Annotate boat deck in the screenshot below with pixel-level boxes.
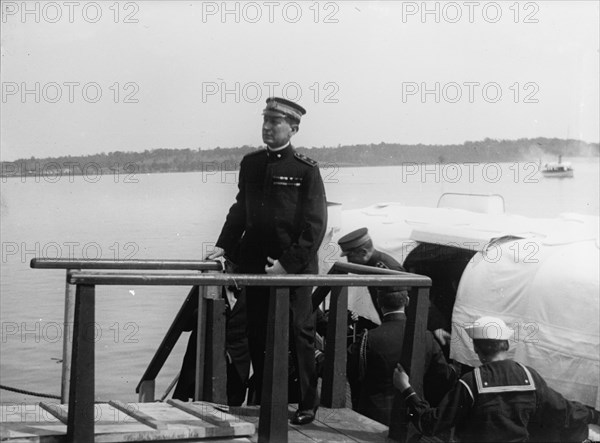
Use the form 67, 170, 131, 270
0, 401, 390, 442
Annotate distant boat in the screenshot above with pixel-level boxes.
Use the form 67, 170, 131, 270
541, 155, 574, 178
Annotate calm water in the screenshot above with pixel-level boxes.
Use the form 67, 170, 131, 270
1, 159, 598, 403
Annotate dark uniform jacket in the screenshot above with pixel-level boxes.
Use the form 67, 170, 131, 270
347, 312, 457, 426
216, 145, 327, 274
402, 359, 600, 442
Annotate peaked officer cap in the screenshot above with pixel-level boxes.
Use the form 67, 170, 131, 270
338, 227, 371, 256
263, 97, 306, 122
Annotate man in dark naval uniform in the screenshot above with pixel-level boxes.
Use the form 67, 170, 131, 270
347, 287, 457, 426
393, 316, 600, 442
206, 97, 327, 425
338, 227, 405, 329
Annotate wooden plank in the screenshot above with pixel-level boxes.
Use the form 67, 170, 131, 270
39, 402, 68, 424
1, 401, 257, 442
68, 272, 432, 288
322, 286, 349, 408
1, 404, 60, 423
315, 407, 389, 443
0, 422, 65, 440
258, 287, 290, 443
167, 399, 231, 427
108, 401, 167, 430
66, 283, 95, 443
31, 258, 222, 271
166, 400, 255, 437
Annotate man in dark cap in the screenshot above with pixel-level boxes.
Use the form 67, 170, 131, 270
207, 97, 327, 425
338, 227, 405, 329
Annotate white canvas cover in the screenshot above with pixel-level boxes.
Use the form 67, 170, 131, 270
320, 202, 600, 409
450, 237, 600, 410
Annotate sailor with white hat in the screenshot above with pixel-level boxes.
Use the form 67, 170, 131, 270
392, 316, 600, 442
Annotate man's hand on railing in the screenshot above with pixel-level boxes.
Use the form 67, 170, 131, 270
265, 257, 287, 275
205, 246, 225, 260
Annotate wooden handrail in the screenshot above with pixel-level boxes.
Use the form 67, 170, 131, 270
29, 258, 223, 404
67, 271, 431, 287
36, 263, 430, 443
31, 258, 223, 271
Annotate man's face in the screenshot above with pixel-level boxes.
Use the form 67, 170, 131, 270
262, 115, 297, 147
345, 247, 370, 265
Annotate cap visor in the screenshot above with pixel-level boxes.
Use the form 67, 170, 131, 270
262, 110, 287, 118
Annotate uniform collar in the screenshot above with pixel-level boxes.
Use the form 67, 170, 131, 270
382, 311, 406, 322
266, 143, 293, 161
366, 250, 382, 266
267, 141, 290, 151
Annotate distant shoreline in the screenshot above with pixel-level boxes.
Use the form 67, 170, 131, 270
1, 138, 598, 178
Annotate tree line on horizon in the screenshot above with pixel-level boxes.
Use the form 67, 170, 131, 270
1, 137, 598, 177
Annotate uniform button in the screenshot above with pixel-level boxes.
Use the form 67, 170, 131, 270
484, 382, 488, 386
525, 380, 529, 383
277, 154, 281, 158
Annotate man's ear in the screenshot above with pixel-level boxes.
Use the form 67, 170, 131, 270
290, 123, 299, 136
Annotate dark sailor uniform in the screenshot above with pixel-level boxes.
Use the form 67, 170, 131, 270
215, 144, 327, 411
401, 359, 599, 442
347, 312, 457, 426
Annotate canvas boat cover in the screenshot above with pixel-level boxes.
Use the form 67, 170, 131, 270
321, 202, 599, 409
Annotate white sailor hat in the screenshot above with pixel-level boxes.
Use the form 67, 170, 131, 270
465, 316, 514, 341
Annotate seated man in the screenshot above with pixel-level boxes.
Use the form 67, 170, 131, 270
347, 286, 457, 426
394, 316, 600, 442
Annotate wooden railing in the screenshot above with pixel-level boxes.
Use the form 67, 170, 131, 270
30, 258, 222, 404
31, 259, 431, 443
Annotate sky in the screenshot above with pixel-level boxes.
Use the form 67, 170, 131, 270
1, 0, 599, 161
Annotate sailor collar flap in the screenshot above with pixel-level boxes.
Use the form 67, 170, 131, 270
474, 362, 536, 394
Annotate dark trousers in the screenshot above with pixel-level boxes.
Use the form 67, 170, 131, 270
246, 285, 319, 411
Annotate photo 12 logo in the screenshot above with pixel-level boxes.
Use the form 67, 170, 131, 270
401, 82, 540, 104
201, 81, 340, 104
1, 161, 140, 184
1, 1, 140, 24
1, 82, 140, 104
1, 241, 140, 263
200, 1, 339, 24
400, 1, 540, 24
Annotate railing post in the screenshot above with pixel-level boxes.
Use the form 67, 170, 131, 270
258, 287, 289, 443
194, 285, 208, 401
204, 296, 227, 403
321, 286, 348, 408
66, 284, 95, 443
388, 286, 430, 442
61, 269, 76, 404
